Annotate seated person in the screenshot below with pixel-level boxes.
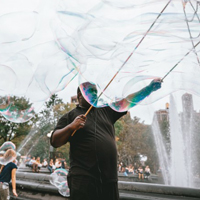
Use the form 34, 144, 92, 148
61, 159, 66, 169
137, 166, 144, 180
27, 157, 36, 168
55, 159, 62, 169
42, 159, 48, 168
25, 155, 31, 167
125, 165, 134, 175
32, 157, 42, 173
121, 166, 128, 176
144, 165, 151, 179
47, 159, 55, 173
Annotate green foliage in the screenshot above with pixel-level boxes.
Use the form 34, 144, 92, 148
53, 102, 76, 124
114, 120, 123, 141
115, 112, 159, 173
0, 96, 35, 144
56, 143, 70, 165
158, 117, 170, 156
29, 135, 50, 161
21, 94, 75, 163
45, 94, 63, 109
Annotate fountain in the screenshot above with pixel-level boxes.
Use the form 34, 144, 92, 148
152, 93, 199, 188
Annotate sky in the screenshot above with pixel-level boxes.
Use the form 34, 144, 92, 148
0, 0, 200, 124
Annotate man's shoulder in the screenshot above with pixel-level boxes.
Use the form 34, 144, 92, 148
57, 107, 80, 125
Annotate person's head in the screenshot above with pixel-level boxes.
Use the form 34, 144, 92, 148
4, 149, 17, 162
77, 82, 98, 108
121, 167, 125, 172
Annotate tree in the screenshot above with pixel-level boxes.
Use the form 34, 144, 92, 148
0, 96, 36, 146
158, 117, 170, 156
29, 94, 76, 164
115, 113, 159, 173
53, 102, 76, 164
143, 127, 159, 174
28, 135, 50, 161
116, 114, 147, 166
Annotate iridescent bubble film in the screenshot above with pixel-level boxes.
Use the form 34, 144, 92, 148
0, 0, 200, 119
50, 168, 69, 197
0, 148, 17, 165
0, 141, 16, 151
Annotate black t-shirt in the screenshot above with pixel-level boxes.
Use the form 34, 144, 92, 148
52, 105, 126, 182
0, 162, 17, 183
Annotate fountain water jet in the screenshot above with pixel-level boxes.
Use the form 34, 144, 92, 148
152, 93, 197, 187
169, 95, 188, 187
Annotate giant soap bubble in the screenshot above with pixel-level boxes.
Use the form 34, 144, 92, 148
0, 0, 200, 121
0, 144, 17, 165
0, 0, 80, 122
0, 141, 16, 151
50, 168, 70, 197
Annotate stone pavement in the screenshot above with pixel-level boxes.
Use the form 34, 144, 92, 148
10, 167, 200, 200
10, 189, 200, 200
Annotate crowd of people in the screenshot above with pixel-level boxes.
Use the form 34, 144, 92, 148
0, 141, 154, 200
118, 163, 151, 179
47, 158, 68, 173
0, 141, 71, 199
25, 155, 68, 173
25, 155, 47, 172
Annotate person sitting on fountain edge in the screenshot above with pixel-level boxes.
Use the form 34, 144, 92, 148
50, 78, 162, 200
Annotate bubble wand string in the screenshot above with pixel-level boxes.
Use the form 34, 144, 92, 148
161, 40, 200, 81
71, 0, 171, 136
187, 0, 200, 24
182, 1, 200, 65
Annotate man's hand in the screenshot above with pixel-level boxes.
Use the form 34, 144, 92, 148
149, 78, 162, 92
71, 114, 87, 131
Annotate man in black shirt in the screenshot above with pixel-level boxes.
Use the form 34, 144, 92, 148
51, 79, 161, 200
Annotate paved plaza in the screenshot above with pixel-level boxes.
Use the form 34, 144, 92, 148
9, 167, 200, 200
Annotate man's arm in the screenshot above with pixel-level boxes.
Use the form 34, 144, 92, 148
51, 114, 86, 148
111, 78, 162, 111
